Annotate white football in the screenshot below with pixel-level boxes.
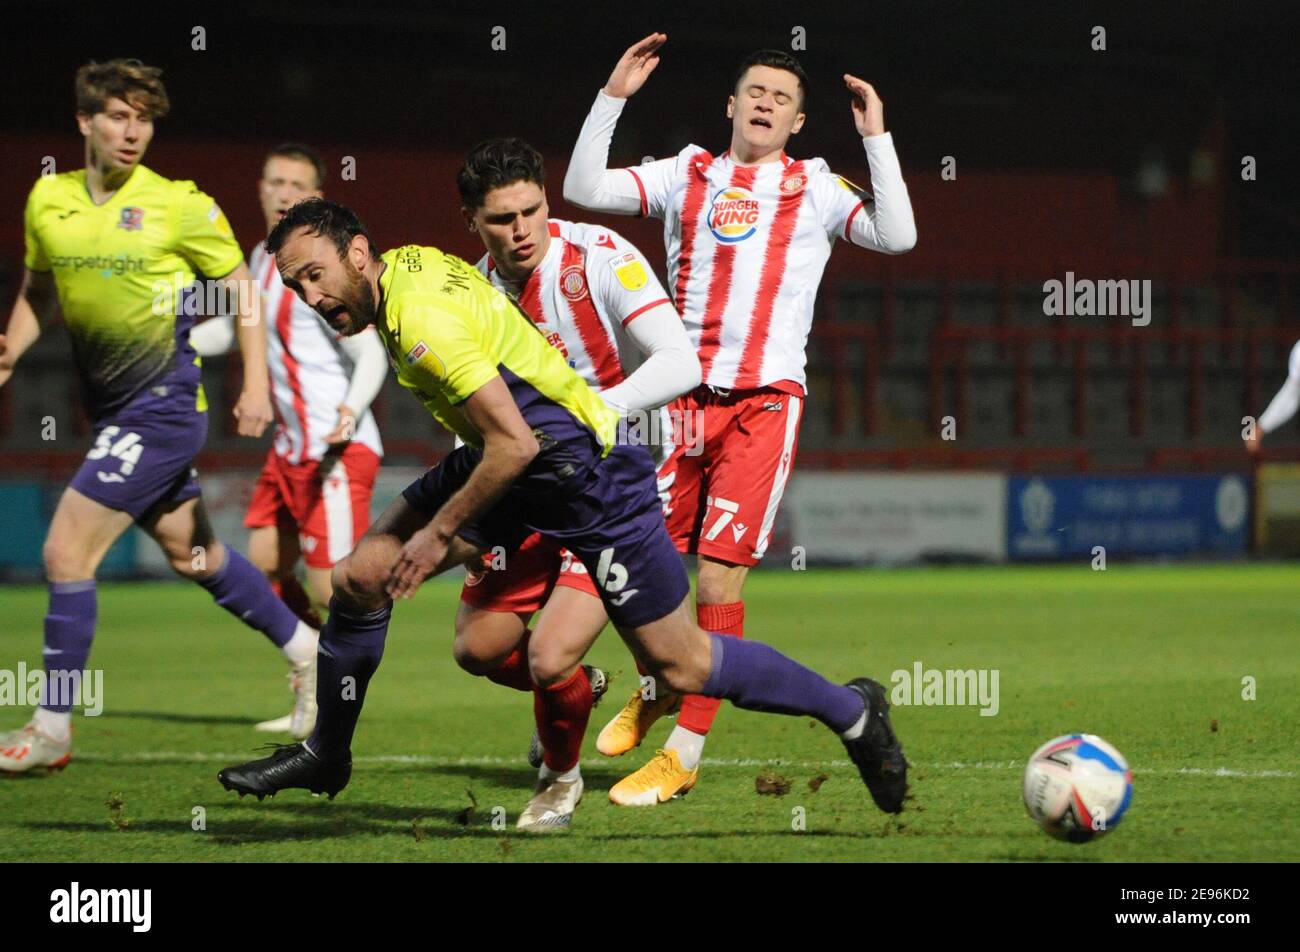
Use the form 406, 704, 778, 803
1023, 733, 1133, 843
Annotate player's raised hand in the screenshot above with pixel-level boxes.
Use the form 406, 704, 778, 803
386, 524, 449, 600
604, 33, 667, 99
845, 74, 886, 138
234, 386, 273, 437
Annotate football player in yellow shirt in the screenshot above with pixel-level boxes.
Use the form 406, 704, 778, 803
0, 59, 320, 774
218, 198, 909, 820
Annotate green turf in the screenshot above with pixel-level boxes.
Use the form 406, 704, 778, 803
1, 564, 1297, 862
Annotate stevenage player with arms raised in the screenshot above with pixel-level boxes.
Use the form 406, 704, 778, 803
451, 138, 699, 828
564, 35, 917, 803
192, 143, 388, 737
215, 199, 907, 818
0, 60, 320, 772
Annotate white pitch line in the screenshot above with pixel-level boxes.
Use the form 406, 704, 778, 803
63, 751, 1297, 779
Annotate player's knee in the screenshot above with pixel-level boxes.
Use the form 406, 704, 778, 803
330, 554, 386, 609
527, 645, 572, 687
451, 631, 497, 676
43, 536, 91, 580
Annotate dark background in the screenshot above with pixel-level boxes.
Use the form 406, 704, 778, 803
3, 0, 1297, 255
2, 0, 1299, 471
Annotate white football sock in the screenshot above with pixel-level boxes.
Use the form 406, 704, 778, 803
539, 763, 581, 784
665, 724, 706, 770
283, 621, 319, 666
34, 706, 71, 741
839, 706, 868, 741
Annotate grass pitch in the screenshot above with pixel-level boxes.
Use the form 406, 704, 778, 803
1, 564, 1296, 862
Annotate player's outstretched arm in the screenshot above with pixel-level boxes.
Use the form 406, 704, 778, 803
324, 328, 388, 447
386, 375, 538, 599
226, 262, 274, 436
0, 269, 58, 390
840, 75, 917, 254
563, 33, 667, 215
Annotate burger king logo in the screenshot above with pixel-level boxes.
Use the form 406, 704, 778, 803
560, 264, 588, 301
708, 186, 760, 243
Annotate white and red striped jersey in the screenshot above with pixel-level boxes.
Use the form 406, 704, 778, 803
625, 147, 888, 393
476, 219, 672, 393
249, 245, 384, 464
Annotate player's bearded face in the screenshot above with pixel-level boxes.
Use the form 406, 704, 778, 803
729, 66, 805, 155
78, 96, 154, 174
279, 231, 377, 336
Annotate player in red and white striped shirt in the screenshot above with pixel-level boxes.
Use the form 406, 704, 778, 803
192, 144, 387, 737
451, 138, 699, 828
564, 37, 916, 802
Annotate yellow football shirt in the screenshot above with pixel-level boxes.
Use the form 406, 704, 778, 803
377, 245, 618, 455
23, 164, 243, 415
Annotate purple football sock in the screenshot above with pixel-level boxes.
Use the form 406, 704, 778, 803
197, 545, 300, 648
307, 596, 390, 762
40, 580, 97, 713
700, 633, 866, 733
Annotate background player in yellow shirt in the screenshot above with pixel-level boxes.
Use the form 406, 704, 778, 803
0, 59, 320, 773
217, 198, 908, 820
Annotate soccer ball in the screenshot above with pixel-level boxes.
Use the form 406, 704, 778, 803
1023, 733, 1133, 843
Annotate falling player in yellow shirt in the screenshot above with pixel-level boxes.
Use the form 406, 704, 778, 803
218, 198, 908, 821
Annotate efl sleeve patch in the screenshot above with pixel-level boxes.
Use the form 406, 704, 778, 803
405, 339, 448, 380
610, 252, 648, 291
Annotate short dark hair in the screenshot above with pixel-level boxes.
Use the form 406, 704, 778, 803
265, 142, 327, 190
75, 58, 170, 119
265, 197, 379, 261
734, 49, 809, 108
457, 138, 545, 211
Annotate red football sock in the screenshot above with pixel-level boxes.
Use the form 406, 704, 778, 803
536, 665, 593, 772
678, 601, 745, 736
272, 576, 322, 629
485, 629, 534, 692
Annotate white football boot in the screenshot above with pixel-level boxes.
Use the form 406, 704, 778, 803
516, 773, 583, 832
254, 655, 317, 740
0, 721, 72, 774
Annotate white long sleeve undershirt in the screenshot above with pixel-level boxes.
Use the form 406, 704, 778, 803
336, 329, 387, 419
599, 301, 701, 415
189, 313, 236, 357
1259, 378, 1300, 434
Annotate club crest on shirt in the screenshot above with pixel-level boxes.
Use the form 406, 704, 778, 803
781, 172, 808, 194
609, 252, 648, 291
560, 264, 589, 302
117, 206, 145, 231
708, 186, 760, 243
